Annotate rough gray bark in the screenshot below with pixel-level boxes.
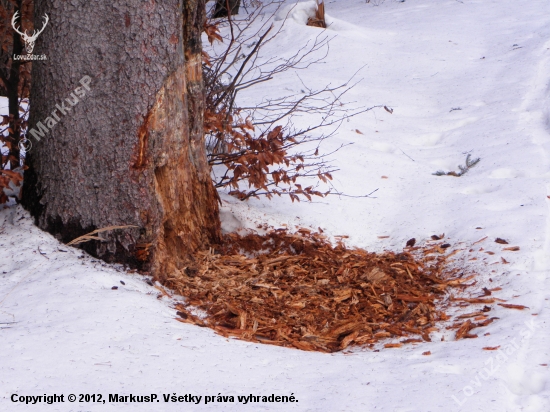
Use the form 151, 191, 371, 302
22, 0, 220, 280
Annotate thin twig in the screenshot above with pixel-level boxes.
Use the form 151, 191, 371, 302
67, 225, 139, 246
399, 148, 415, 162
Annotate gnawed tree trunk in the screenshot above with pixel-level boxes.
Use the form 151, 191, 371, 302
22, 0, 220, 280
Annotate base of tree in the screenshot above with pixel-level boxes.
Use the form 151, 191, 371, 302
21, 0, 220, 282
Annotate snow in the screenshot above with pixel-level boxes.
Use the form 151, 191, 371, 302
2, 0, 550, 410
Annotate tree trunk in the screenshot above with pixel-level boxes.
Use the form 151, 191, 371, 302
5, 0, 23, 169
212, 0, 240, 18
22, 0, 220, 281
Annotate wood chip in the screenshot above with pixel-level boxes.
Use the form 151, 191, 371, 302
340, 331, 360, 349
473, 236, 488, 245
498, 303, 528, 310
455, 320, 475, 340
452, 297, 495, 304
456, 311, 484, 319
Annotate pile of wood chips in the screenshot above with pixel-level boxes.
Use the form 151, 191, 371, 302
168, 229, 484, 353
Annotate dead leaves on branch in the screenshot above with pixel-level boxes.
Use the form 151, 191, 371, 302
0, 166, 26, 203
206, 110, 335, 202
203, 21, 223, 45
201, 4, 374, 202
1, 110, 30, 203
167, 229, 486, 353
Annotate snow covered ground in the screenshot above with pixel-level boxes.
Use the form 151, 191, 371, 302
1, 0, 550, 410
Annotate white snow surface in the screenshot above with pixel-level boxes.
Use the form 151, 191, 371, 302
2, 0, 550, 410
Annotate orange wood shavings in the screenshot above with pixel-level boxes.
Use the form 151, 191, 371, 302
164, 230, 488, 352
455, 320, 478, 340
498, 303, 529, 310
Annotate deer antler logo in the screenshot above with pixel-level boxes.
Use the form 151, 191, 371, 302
11, 11, 49, 54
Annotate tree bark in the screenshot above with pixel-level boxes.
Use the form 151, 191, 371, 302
22, 0, 220, 280
5, 0, 23, 169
